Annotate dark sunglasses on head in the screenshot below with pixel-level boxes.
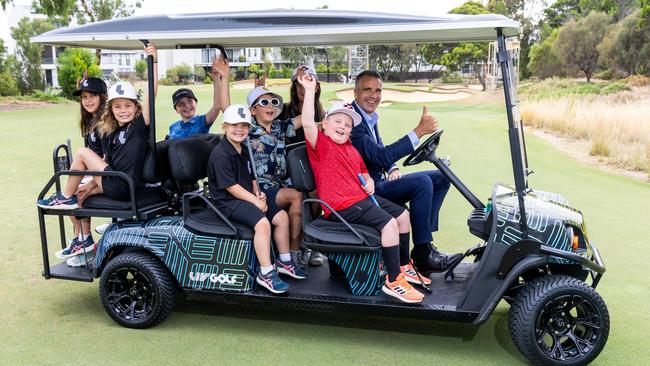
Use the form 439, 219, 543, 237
254, 98, 281, 108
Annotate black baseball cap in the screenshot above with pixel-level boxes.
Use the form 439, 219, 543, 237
73, 77, 107, 96
172, 88, 198, 108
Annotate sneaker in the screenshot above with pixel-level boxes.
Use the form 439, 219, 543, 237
256, 269, 289, 294
66, 253, 94, 268
276, 258, 307, 279
401, 263, 432, 286
299, 246, 312, 268
37, 192, 78, 210
290, 250, 304, 269
95, 221, 112, 234
55, 235, 95, 259
382, 273, 425, 303
309, 251, 325, 266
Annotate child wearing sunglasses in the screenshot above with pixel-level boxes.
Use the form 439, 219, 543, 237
242, 87, 306, 266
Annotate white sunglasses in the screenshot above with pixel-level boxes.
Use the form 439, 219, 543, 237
254, 98, 281, 108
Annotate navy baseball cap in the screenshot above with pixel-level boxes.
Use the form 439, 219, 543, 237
172, 88, 198, 108
73, 77, 107, 96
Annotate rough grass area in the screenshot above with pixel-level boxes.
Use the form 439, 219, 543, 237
520, 84, 650, 176
1, 83, 649, 365
519, 78, 630, 100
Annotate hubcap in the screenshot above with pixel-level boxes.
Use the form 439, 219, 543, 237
105, 267, 155, 322
536, 294, 603, 361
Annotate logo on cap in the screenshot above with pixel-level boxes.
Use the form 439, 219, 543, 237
116, 84, 125, 95
82, 80, 88, 87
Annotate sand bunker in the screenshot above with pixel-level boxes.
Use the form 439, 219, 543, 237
335, 88, 471, 103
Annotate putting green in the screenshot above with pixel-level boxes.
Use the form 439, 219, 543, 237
1, 83, 648, 365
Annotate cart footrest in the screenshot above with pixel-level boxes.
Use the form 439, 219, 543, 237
45, 261, 94, 282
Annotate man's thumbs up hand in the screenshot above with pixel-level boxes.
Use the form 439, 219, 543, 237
414, 104, 438, 138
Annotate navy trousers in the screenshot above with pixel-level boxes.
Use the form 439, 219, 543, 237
375, 170, 450, 245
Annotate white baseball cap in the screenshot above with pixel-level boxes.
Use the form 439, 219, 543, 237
246, 86, 283, 119
223, 104, 253, 125
107, 81, 138, 102
325, 102, 362, 127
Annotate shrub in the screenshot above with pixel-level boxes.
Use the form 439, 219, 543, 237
31, 89, 65, 103
0, 71, 19, 96
315, 64, 328, 73
627, 75, 650, 87
442, 72, 463, 83
56, 48, 102, 99
165, 63, 193, 84
134, 59, 147, 80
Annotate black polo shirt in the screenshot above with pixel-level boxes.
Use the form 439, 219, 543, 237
104, 115, 149, 188
84, 117, 108, 157
207, 138, 255, 215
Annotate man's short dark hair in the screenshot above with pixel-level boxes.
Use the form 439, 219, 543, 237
355, 70, 383, 88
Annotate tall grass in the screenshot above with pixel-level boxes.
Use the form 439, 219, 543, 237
520, 93, 650, 175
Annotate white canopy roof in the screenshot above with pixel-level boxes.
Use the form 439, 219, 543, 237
31, 9, 520, 49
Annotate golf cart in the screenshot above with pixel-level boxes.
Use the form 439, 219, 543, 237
33, 10, 608, 365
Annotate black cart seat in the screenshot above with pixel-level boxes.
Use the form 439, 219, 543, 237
165, 134, 252, 240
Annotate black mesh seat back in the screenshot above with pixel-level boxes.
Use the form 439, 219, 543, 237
168, 134, 222, 185
142, 140, 172, 183
286, 145, 315, 192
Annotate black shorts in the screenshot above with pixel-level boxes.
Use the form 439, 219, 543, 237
329, 196, 406, 231
101, 166, 130, 201
226, 199, 283, 229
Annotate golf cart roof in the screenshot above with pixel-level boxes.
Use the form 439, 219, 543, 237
31, 9, 520, 49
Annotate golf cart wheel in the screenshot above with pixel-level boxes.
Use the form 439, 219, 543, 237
509, 275, 609, 366
99, 252, 178, 329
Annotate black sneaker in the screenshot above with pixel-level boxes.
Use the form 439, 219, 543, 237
411, 244, 463, 273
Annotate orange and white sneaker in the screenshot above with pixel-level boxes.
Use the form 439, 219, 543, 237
382, 273, 425, 303
401, 263, 432, 286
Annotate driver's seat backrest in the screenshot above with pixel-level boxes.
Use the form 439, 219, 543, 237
168, 134, 223, 185
286, 145, 315, 192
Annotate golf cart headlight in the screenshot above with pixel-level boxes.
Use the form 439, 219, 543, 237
566, 225, 585, 253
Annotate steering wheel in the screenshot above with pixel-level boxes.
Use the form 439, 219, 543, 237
403, 129, 444, 167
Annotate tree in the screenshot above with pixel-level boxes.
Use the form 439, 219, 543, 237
32, 0, 142, 64
1, 0, 12, 10
369, 44, 416, 81
640, 0, 650, 26
528, 29, 566, 79
134, 59, 147, 80
598, 10, 650, 75
316, 45, 347, 82
280, 46, 316, 66
57, 48, 102, 98
0, 39, 19, 96
554, 12, 611, 82
10, 17, 55, 94
421, 43, 446, 81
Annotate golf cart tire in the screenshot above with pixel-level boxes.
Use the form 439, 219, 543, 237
509, 275, 609, 366
99, 252, 178, 329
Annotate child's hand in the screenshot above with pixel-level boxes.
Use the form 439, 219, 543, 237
143, 42, 157, 62
255, 192, 268, 212
362, 176, 375, 196
211, 57, 230, 80
298, 74, 316, 91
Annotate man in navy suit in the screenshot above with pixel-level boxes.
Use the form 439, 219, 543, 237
351, 70, 461, 273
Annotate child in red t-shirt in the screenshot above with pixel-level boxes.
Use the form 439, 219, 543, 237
298, 74, 426, 303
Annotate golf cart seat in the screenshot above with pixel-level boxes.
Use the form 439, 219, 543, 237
69, 141, 171, 219
287, 145, 384, 296
168, 134, 253, 240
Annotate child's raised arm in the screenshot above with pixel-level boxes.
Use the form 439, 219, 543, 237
298, 74, 318, 149
142, 42, 158, 126
206, 57, 231, 124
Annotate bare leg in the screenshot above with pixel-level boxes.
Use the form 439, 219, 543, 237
381, 218, 399, 248
275, 188, 302, 251
253, 218, 272, 268
70, 217, 81, 238
63, 148, 108, 198
80, 218, 92, 236
396, 210, 410, 234
271, 210, 290, 255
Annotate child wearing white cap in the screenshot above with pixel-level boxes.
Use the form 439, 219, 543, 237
239, 86, 308, 268
206, 105, 306, 294
37, 43, 158, 210
298, 74, 425, 304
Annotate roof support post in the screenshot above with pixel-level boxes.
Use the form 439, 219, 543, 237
140, 39, 157, 155
496, 28, 528, 238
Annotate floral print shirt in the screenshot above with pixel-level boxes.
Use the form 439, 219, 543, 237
249, 117, 296, 190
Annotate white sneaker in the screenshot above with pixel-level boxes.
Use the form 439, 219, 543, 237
309, 251, 325, 266
95, 221, 111, 234
66, 253, 94, 268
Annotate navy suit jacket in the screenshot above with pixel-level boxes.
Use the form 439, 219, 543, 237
351, 101, 415, 183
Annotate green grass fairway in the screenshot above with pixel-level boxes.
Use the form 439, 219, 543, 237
1, 83, 649, 365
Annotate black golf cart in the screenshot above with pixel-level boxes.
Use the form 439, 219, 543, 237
33, 10, 608, 365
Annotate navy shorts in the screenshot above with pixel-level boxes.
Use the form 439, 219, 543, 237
226, 198, 283, 229
329, 196, 406, 231
101, 166, 131, 201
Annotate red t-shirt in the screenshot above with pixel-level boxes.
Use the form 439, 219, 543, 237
307, 130, 369, 217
